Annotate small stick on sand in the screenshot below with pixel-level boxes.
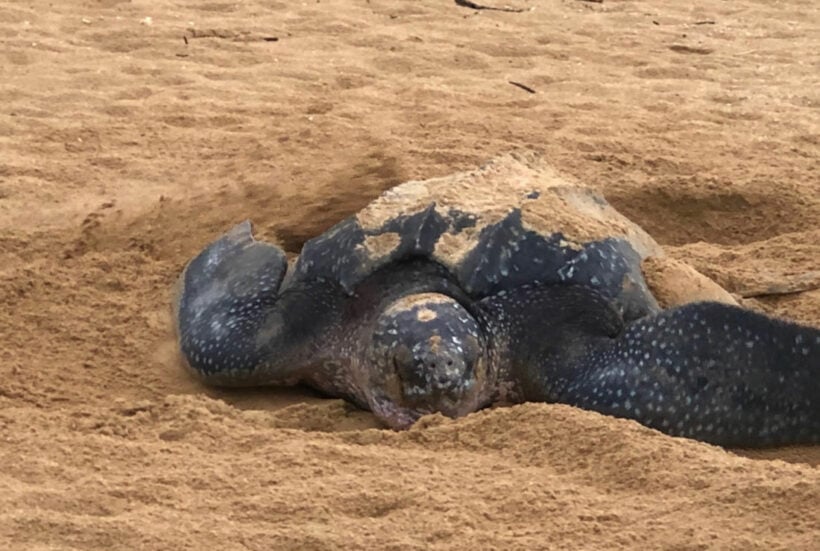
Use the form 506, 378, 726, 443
508, 81, 536, 94
454, 0, 526, 13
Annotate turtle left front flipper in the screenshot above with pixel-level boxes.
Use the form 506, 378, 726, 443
481, 285, 819, 448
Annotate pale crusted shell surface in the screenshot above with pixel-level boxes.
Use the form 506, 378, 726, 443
291, 151, 710, 320
356, 150, 662, 265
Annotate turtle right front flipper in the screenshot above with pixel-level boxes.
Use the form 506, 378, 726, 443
173, 221, 340, 387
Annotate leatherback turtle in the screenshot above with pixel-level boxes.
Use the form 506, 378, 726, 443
172, 152, 819, 447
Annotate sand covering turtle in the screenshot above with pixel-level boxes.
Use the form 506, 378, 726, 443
172, 152, 819, 447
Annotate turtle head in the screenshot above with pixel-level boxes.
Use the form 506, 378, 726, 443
365, 293, 489, 429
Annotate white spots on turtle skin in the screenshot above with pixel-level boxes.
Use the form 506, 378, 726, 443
560, 301, 820, 446
208, 319, 226, 342
787, 333, 813, 356
554, 238, 656, 322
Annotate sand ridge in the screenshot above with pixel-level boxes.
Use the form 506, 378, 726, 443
1, 0, 819, 549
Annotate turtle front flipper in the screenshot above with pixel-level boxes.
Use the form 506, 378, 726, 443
558, 302, 819, 447
173, 221, 339, 387
478, 284, 626, 404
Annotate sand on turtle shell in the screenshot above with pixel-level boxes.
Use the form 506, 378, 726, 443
356, 150, 664, 268
1, 0, 819, 549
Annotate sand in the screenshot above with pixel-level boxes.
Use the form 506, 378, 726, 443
1, 0, 819, 549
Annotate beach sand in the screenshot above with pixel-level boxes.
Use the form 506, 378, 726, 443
1, 0, 818, 548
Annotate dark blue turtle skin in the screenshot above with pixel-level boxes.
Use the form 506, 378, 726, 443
174, 203, 819, 448
478, 284, 818, 447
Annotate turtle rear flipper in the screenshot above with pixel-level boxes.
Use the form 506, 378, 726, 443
173, 221, 320, 386
560, 302, 820, 447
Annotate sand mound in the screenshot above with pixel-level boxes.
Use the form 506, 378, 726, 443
3, 397, 819, 549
